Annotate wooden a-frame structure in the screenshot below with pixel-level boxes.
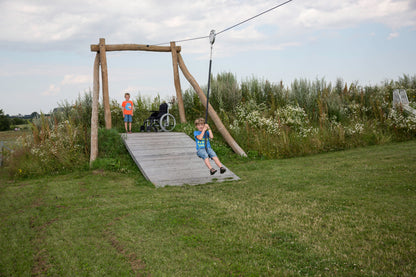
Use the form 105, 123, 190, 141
90, 38, 246, 163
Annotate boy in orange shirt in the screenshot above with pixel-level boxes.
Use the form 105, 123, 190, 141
122, 93, 134, 133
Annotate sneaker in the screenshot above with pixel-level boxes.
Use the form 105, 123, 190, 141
210, 168, 217, 175
220, 167, 226, 174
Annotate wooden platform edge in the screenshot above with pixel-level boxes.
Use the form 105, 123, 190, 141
122, 134, 152, 182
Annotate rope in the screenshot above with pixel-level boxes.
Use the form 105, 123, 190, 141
204, 31, 215, 150
152, 0, 293, 46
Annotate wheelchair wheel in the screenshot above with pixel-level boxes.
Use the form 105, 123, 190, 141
159, 113, 176, 132
143, 120, 158, 132
146, 125, 158, 132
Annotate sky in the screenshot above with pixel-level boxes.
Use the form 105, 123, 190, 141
0, 0, 415, 116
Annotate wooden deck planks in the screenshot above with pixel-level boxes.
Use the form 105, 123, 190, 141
122, 132, 240, 187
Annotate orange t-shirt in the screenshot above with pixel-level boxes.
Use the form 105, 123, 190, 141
122, 100, 134, 115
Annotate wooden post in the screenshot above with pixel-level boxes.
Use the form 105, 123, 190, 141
99, 38, 112, 129
170, 42, 186, 123
90, 53, 100, 164
177, 53, 247, 157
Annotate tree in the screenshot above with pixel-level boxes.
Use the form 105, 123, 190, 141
11, 117, 26, 125
0, 109, 11, 131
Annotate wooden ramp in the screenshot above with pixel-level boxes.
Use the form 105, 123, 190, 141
122, 132, 240, 187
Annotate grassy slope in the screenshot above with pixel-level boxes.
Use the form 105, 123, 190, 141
1, 141, 415, 276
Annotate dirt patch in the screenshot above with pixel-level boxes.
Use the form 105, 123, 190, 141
30, 198, 44, 208
92, 169, 105, 175
30, 218, 56, 276
31, 248, 51, 277
19, 183, 31, 187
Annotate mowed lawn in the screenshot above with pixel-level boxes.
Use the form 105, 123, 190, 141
1, 140, 415, 276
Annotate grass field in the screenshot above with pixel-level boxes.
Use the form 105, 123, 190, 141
0, 129, 30, 142
1, 140, 415, 276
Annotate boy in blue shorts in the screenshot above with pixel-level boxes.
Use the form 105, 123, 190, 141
194, 117, 226, 175
122, 93, 134, 133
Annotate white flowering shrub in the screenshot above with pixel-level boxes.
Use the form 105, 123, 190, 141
345, 101, 371, 120
230, 101, 316, 138
344, 123, 365, 136
274, 105, 318, 137
6, 118, 88, 178
230, 101, 278, 135
387, 108, 416, 133
32, 120, 86, 166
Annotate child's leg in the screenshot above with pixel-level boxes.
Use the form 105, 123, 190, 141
208, 148, 226, 173
203, 158, 212, 169
124, 121, 128, 132
212, 156, 223, 168
129, 122, 132, 132
197, 149, 217, 174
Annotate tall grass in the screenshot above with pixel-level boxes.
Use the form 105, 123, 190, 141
5, 93, 94, 178
3, 91, 179, 177
3, 74, 416, 177
6, 114, 89, 178
181, 73, 416, 158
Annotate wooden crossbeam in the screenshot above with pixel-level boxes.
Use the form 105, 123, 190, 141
91, 44, 181, 52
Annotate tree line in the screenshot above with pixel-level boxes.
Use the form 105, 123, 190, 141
0, 110, 40, 131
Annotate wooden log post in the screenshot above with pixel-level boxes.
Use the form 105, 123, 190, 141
90, 53, 100, 164
99, 38, 112, 129
177, 53, 247, 157
170, 42, 186, 123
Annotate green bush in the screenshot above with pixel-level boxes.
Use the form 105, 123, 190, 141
90, 128, 137, 173
97, 128, 126, 157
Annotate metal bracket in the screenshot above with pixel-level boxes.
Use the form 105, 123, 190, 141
209, 30, 216, 45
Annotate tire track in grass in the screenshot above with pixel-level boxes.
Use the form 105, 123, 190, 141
104, 215, 148, 277
29, 197, 59, 276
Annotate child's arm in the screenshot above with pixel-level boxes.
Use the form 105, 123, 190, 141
196, 124, 213, 140
206, 124, 214, 139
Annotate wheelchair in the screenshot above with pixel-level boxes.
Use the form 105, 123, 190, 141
140, 102, 176, 132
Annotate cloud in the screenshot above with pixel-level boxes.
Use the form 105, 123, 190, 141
297, 0, 415, 29
42, 84, 60, 96
40, 73, 89, 97
61, 74, 90, 85
387, 32, 399, 40
123, 86, 140, 94
1, 0, 415, 52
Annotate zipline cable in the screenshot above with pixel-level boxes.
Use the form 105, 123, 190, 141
201, 1, 293, 149
153, 1, 294, 151
216, 0, 292, 36
153, 0, 293, 46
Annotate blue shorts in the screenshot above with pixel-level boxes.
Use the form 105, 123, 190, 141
197, 147, 217, 160
124, 114, 132, 122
